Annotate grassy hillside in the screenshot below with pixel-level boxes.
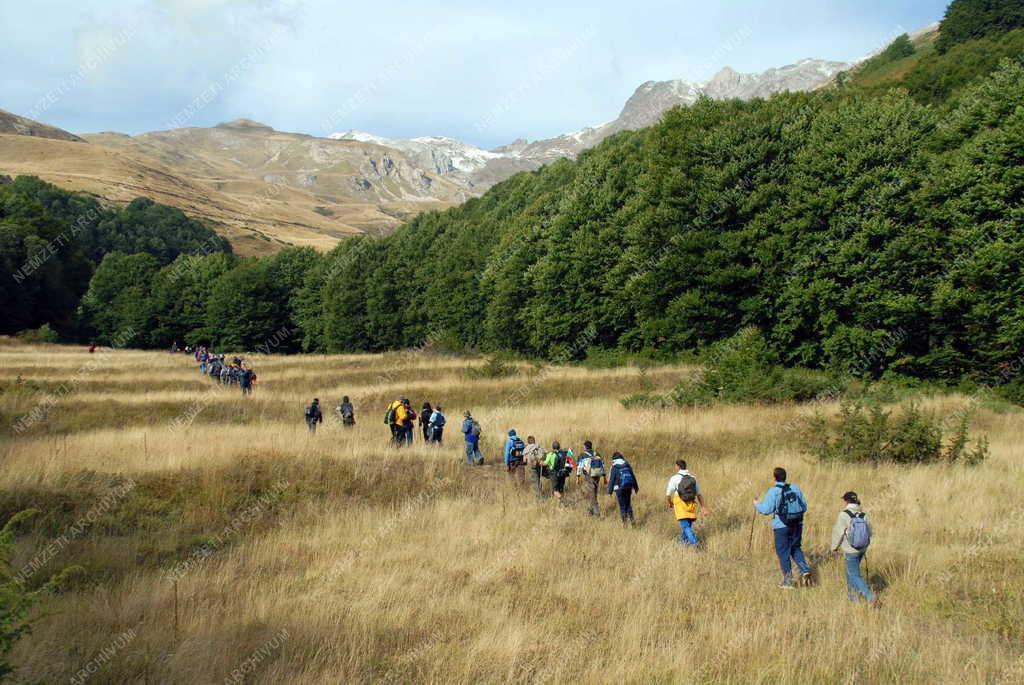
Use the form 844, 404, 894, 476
1, 341, 1022, 682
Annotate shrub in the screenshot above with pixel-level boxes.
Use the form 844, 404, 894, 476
15, 324, 59, 344
810, 401, 988, 465
668, 328, 845, 406
0, 510, 82, 678
464, 355, 519, 380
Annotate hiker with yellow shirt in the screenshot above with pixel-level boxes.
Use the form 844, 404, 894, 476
385, 397, 410, 447
666, 459, 709, 547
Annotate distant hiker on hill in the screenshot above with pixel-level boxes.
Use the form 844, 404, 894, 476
402, 399, 416, 446
305, 398, 323, 434
462, 411, 484, 465
666, 459, 708, 547
755, 467, 813, 589
831, 491, 876, 605
576, 440, 607, 517
543, 441, 575, 504
419, 402, 434, 442
384, 398, 406, 446
239, 367, 254, 395
523, 436, 545, 497
607, 452, 639, 526
337, 396, 355, 426
503, 429, 526, 485
88, 341, 96, 354
428, 405, 446, 443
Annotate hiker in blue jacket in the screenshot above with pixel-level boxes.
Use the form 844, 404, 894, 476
755, 467, 813, 589
503, 429, 526, 485
461, 411, 483, 465
607, 452, 639, 526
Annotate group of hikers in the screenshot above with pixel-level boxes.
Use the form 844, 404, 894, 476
298, 394, 878, 603
383, 397, 448, 446
304, 396, 356, 433
193, 345, 257, 395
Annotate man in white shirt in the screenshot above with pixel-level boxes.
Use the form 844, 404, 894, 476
665, 459, 709, 546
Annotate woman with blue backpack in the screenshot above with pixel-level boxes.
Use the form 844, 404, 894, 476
831, 491, 876, 605
607, 452, 639, 526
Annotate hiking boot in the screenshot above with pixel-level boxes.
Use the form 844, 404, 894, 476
800, 572, 814, 587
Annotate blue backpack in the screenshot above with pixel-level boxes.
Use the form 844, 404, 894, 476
846, 511, 871, 550
432, 412, 446, 428
618, 464, 636, 489
775, 484, 806, 526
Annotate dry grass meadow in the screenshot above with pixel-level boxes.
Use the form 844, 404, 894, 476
1, 339, 1022, 684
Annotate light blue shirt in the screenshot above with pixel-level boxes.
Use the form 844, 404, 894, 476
756, 482, 808, 530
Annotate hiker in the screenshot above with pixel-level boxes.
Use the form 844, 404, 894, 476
384, 398, 407, 446
419, 402, 434, 442
576, 440, 607, 517
666, 459, 709, 546
607, 452, 639, 525
543, 441, 575, 503
755, 467, 813, 589
219, 364, 230, 385
461, 411, 484, 465
88, 341, 96, 354
503, 429, 526, 485
428, 405, 446, 443
831, 491, 876, 604
239, 367, 254, 395
523, 436, 546, 497
402, 399, 416, 446
305, 398, 323, 434
337, 396, 355, 426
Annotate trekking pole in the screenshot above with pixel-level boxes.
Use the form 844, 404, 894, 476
746, 510, 757, 555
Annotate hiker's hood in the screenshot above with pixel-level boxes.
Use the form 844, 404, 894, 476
612, 457, 627, 465
844, 503, 863, 514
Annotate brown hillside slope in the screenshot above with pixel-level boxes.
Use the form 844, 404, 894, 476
0, 108, 84, 142
0, 116, 466, 255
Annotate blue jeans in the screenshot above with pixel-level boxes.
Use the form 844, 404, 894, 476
773, 524, 811, 585
615, 488, 634, 523
403, 423, 414, 446
678, 518, 698, 546
465, 440, 482, 465
844, 553, 876, 602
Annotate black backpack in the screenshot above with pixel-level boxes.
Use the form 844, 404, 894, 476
551, 450, 567, 478
676, 474, 698, 503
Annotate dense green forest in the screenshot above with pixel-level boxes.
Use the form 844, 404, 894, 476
3, 0, 1023, 387
0, 176, 229, 336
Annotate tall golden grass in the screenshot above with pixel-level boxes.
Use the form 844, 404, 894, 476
1, 340, 1022, 683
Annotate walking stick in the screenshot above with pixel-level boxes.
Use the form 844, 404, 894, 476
747, 509, 757, 555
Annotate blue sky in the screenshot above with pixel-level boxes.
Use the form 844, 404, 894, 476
0, 1, 950, 148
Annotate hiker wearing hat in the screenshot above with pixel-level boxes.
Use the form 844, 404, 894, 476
831, 491, 876, 604
305, 398, 323, 434
461, 411, 484, 465
575, 440, 607, 517
666, 459, 708, 546
754, 467, 813, 589
503, 429, 527, 485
